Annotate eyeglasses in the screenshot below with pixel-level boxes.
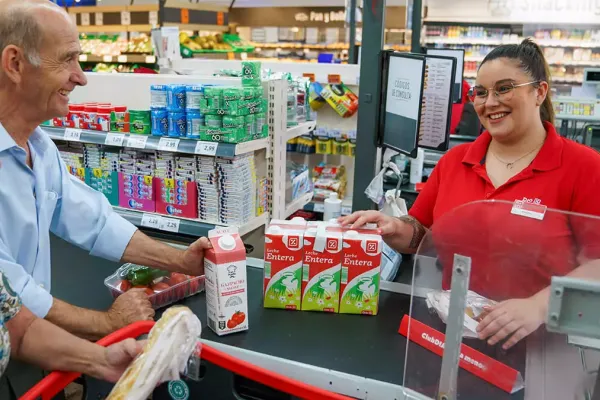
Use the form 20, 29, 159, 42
469, 81, 540, 105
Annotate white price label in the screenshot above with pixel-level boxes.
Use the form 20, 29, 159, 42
95, 12, 103, 26
341, 206, 352, 216
102, 55, 113, 63
145, 56, 156, 64
194, 141, 218, 156
81, 13, 90, 26
159, 217, 180, 233
313, 203, 325, 213
120, 11, 131, 25
63, 128, 82, 141
158, 137, 180, 152
127, 135, 148, 149
117, 55, 128, 63
105, 133, 125, 146
149, 11, 158, 27
79, 54, 88, 62
141, 213, 162, 230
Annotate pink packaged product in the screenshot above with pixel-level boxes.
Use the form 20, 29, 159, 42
118, 173, 156, 212
154, 178, 198, 219
204, 227, 248, 336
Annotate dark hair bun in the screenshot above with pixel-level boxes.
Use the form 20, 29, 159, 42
520, 38, 544, 55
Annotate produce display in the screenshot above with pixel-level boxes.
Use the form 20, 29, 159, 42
80, 34, 153, 57
105, 263, 205, 309
180, 33, 255, 57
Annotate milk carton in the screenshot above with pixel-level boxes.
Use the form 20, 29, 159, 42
301, 222, 343, 313
340, 228, 382, 315
263, 219, 306, 310
204, 227, 248, 335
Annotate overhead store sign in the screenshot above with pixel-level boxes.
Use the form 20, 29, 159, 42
294, 10, 346, 23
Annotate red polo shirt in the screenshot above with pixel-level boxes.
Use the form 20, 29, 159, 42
409, 122, 600, 300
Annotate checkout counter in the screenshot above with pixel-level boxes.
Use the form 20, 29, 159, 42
48, 200, 600, 400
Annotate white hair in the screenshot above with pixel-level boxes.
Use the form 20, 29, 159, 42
0, 2, 68, 67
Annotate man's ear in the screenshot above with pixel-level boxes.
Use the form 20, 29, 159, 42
536, 81, 549, 106
1, 45, 26, 84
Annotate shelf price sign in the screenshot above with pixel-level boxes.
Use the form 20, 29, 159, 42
81, 13, 90, 26
95, 12, 103, 26
105, 133, 125, 147
63, 128, 82, 141
141, 213, 161, 230
158, 137, 180, 152
159, 217, 180, 233
120, 11, 131, 26
194, 141, 218, 156
127, 135, 148, 149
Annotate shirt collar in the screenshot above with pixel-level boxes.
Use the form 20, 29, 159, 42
462, 121, 563, 172
0, 123, 49, 154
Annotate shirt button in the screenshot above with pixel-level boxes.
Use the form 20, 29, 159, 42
39, 283, 45, 289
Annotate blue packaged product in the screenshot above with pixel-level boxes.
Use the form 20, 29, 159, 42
167, 84, 186, 111
168, 112, 187, 137
150, 85, 168, 109
151, 109, 168, 136
186, 85, 203, 111
186, 111, 203, 139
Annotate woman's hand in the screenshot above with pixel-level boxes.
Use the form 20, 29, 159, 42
94, 338, 145, 382
338, 211, 399, 236
476, 296, 547, 350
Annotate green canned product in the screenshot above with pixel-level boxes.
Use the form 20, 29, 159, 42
222, 115, 244, 129
242, 61, 262, 87
205, 87, 223, 109
253, 86, 264, 100
205, 114, 223, 128
223, 87, 242, 109
129, 110, 151, 134
242, 87, 254, 102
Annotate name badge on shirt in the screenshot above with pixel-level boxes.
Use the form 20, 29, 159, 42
511, 201, 547, 220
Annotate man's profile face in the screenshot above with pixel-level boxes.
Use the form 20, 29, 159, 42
22, 9, 87, 120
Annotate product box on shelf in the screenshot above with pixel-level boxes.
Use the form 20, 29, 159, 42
66, 166, 87, 182
118, 173, 155, 212
339, 227, 382, 315
301, 222, 343, 313
204, 227, 248, 336
86, 168, 119, 206
154, 177, 198, 219
104, 263, 205, 309
320, 83, 359, 118
263, 219, 306, 310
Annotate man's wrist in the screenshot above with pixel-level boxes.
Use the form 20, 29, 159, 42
87, 345, 110, 380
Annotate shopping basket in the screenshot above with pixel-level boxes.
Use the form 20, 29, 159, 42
20, 320, 353, 400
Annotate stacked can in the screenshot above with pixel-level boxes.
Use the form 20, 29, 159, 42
195, 156, 219, 223
215, 153, 257, 225
150, 85, 168, 137
167, 85, 186, 138
186, 85, 204, 139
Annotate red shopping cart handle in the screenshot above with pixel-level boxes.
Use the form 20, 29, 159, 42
21, 320, 352, 400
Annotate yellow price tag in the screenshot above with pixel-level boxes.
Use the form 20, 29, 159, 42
144, 175, 153, 186
93, 168, 103, 178
164, 178, 175, 189
77, 168, 85, 177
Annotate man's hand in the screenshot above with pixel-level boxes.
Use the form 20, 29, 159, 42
476, 297, 546, 350
94, 338, 145, 382
179, 237, 212, 276
338, 211, 399, 236
106, 289, 154, 332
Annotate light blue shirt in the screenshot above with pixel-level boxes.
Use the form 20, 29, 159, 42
0, 123, 138, 317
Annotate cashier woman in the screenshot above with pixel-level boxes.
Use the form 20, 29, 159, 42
342, 39, 600, 350
0, 0, 211, 395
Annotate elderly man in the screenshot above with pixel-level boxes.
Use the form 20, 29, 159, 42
0, 0, 210, 396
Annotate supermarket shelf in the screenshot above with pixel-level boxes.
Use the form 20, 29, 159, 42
79, 54, 157, 64
163, 23, 229, 33
77, 25, 154, 33
424, 37, 520, 45
114, 207, 268, 237
286, 121, 316, 141
45, 127, 268, 157
466, 56, 600, 67
536, 39, 600, 48
284, 192, 313, 219
304, 198, 353, 216
464, 71, 582, 83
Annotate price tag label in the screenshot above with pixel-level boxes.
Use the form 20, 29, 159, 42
102, 55, 113, 63
143, 175, 153, 186
145, 56, 156, 64
95, 12, 103, 26
127, 135, 148, 149
328, 74, 341, 84
194, 141, 218, 156
180, 9, 189, 24
159, 217, 180, 233
149, 11, 158, 27
217, 11, 224, 26
105, 133, 125, 146
341, 206, 352, 216
313, 203, 325, 213
141, 213, 161, 230
303, 73, 316, 82
63, 128, 82, 141
117, 55, 128, 63
164, 178, 175, 189
79, 54, 88, 62
120, 11, 131, 25
81, 13, 90, 26
158, 137, 180, 152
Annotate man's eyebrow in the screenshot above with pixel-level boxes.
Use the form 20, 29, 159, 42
62, 50, 82, 60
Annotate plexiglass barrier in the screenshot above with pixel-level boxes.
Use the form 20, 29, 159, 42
401, 200, 600, 400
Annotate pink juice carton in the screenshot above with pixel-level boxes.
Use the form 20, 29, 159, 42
301, 222, 343, 313
204, 227, 248, 335
263, 219, 306, 310
339, 227, 382, 315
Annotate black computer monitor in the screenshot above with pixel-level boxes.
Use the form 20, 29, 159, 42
426, 48, 465, 104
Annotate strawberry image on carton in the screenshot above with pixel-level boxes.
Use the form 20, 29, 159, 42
340, 228, 382, 315
204, 227, 248, 336
301, 222, 343, 313
263, 219, 306, 310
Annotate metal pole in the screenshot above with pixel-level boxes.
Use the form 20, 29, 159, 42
348, 0, 358, 64
410, 0, 423, 53
351, 0, 386, 212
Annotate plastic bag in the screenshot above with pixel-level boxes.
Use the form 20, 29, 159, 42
426, 290, 496, 338
365, 162, 401, 207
